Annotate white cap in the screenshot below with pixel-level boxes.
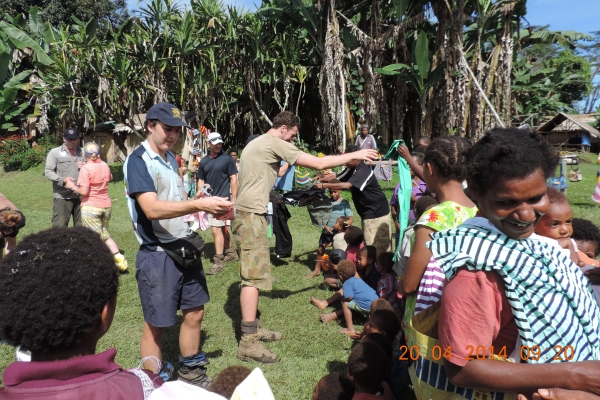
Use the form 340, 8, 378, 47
207, 132, 223, 144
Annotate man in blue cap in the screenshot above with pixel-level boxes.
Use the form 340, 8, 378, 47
124, 102, 232, 388
44, 127, 85, 227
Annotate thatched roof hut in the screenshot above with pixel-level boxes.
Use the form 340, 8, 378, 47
537, 113, 600, 152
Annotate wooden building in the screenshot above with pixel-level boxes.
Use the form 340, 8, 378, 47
537, 113, 600, 153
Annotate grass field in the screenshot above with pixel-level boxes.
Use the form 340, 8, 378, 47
1, 155, 600, 399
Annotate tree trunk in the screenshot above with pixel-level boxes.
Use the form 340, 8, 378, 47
319, 0, 346, 151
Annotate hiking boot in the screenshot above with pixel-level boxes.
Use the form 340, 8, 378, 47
114, 253, 128, 272
207, 254, 225, 275
223, 246, 239, 262
237, 332, 279, 363
178, 365, 213, 389
257, 324, 282, 342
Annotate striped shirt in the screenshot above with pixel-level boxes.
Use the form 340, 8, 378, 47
377, 273, 398, 310
429, 217, 600, 362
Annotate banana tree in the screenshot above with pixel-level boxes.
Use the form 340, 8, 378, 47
0, 7, 54, 133
375, 30, 445, 142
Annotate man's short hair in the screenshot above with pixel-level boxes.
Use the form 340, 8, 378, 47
345, 145, 359, 154
0, 227, 119, 353
272, 111, 300, 129
337, 260, 356, 280
347, 342, 388, 391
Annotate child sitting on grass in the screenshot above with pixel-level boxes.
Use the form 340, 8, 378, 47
376, 252, 398, 311
309, 187, 354, 279
312, 373, 355, 400
333, 216, 352, 251
356, 245, 380, 291
344, 226, 365, 268
322, 249, 347, 289
572, 218, 600, 268
347, 342, 394, 400
312, 260, 378, 334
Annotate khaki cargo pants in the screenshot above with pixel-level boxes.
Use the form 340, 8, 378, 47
232, 210, 272, 290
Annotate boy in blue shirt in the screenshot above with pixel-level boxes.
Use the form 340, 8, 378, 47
316, 260, 378, 335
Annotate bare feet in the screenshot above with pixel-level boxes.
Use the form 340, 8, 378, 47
348, 331, 363, 340
320, 313, 337, 323
340, 327, 356, 335
311, 296, 328, 311
306, 271, 320, 279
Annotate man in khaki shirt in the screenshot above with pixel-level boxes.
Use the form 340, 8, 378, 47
233, 111, 378, 363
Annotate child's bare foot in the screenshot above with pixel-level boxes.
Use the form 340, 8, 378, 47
311, 296, 328, 310
339, 327, 356, 335
306, 270, 320, 279
320, 313, 337, 323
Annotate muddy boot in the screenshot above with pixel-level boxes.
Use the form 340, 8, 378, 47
237, 320, 279, 363
257, 323, 282, 342
178, 365, 213, 389
223, 246, 239, 262
207, 254, 225, 275
178, 352, 212, 389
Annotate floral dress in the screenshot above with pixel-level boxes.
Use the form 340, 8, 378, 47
402, 201, 477, 337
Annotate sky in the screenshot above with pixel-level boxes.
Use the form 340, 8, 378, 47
524, 0, 598, 35
126, 0, 599, 34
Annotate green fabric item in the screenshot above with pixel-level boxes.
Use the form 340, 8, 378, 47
307, 198, 333, 229
384, 140, 412, 260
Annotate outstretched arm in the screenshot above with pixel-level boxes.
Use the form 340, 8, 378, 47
295, 149, 378, 171
135, 192, 232, 220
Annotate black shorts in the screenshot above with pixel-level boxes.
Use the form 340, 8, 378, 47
319, 232, 334, 247
136, 248, 210, 328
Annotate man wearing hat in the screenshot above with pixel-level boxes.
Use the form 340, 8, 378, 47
44, 127, 86, 227
194, 131, 238, 275
354, 124, 377, 150
124, 102, 232, 387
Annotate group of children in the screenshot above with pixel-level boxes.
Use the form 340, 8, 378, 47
308, 154, 439, 399
307, 128, 600, 400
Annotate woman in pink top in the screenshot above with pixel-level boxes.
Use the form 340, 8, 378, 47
65, 142, 127, 271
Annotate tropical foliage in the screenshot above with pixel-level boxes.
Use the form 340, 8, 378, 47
0, 0, 595, 155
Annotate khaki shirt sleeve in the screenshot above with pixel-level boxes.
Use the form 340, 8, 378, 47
270, 139, 303, 166
44, 148, 62, 185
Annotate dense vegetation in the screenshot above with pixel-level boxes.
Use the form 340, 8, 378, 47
0, 0, 597, 155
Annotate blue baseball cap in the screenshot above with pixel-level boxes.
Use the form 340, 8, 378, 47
63, 128, 80, 140
146, 102, 191, 128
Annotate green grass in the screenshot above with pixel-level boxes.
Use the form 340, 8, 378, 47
1, 157, 600, 399
0, 163, 400, 399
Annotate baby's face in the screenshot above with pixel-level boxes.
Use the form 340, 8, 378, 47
576, 240, 598, 260
534, 203, 573, 240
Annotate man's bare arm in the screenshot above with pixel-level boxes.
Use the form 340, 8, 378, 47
230, 174, 238, 203
296, 149, 378, 171
135, 192, 232, 220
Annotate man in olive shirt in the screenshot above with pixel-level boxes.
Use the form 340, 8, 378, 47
44, 128, 86, 227
233, 111, 378, 363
